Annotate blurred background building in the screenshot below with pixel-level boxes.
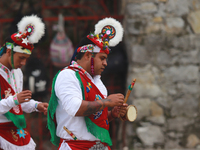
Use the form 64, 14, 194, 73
1, 0, 200, 150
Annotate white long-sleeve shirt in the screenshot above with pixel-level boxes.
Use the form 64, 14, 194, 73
0, 63, 39, 123
55, 67, 108, 141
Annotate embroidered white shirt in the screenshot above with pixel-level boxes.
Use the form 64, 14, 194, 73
0, 63, 39, 123
55, 67, 108, 141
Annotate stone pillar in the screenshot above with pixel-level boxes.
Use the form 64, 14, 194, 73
123, 0, 200, 149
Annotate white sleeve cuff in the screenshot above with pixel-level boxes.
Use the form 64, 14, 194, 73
20, 99, 41, 113
0, 96, 16, 114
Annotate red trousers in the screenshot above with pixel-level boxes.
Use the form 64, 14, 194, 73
58, 139, 111, 150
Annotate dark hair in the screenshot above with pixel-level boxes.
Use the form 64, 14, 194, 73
75, 52, 85, 60
72, 36, 97, 61
77, 36, 95, 47
75, 52, 97, 61
0, 36, 25, 56
1, 37, 16, 55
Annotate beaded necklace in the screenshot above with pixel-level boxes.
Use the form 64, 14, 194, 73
0, 63, 18, 93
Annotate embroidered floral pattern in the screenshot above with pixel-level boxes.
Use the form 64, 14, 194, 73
78, 44, 94, 53
16, 128, 26, 139
86, 82, 92, 93
102, 25, 116, 39
95, 94, 102, 101
93, 110, 103, 120
13, 105, 20, 114
88, 33, 111, 51
5, 88, 12, 98
10, 129, 18, 142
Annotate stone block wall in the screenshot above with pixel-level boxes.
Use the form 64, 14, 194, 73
122, 0, 200, 149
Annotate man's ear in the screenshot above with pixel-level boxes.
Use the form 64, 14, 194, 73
6, 49, 12, 56
84, 51, 92, 60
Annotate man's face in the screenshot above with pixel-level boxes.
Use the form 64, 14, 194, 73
12, 52, 30, 69
93, 52, 108, 75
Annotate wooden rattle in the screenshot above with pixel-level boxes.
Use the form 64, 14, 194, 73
118, 79, 137, 122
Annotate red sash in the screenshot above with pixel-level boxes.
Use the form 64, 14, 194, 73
58, 139, 111, 150
0, 75, 30, 146
0, 122, 30, 146
57, 66, 112, 146
0, 75, 23, 115
68, 66, 109, 130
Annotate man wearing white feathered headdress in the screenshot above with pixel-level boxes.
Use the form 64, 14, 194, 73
47, 17, 128, 150
0, 15, 48, 150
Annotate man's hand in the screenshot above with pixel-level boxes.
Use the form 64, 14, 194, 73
111, 103, 128, 118
76, 93, 124, 117
106, 93, 124, 107
17, 90, 32, 104
37, 103, 49, 115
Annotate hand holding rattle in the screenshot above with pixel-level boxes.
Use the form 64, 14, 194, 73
118, 79, 137, 122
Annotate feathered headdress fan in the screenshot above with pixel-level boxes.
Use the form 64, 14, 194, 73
94, 17, 123, 47
10, 15, 45, 54
77, 17, 124, 54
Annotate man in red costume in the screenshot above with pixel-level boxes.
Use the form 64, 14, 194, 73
48, 17, 128, 150
0, 15, 48, 150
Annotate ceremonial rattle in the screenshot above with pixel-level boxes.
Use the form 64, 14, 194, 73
119, 79, 137, 122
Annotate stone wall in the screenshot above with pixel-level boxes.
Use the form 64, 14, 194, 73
123, 0, 200, 149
